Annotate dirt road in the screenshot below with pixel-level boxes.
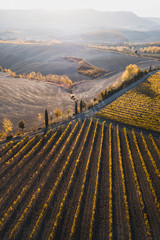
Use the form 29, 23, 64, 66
0, 70, 159, 146
51, 70, 160, 138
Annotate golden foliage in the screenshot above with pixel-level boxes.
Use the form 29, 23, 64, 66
54, 109, 62, 120
121, 64, 140, 82
140, 46, 160, 53
2, 118, 13, 134
38, 113, 44, 124
0, 66, 72, 87
64, 56, 106, 78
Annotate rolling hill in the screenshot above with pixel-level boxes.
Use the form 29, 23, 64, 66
0, 9, 160, 43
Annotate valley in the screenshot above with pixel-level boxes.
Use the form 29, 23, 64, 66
0, 8, 160, 240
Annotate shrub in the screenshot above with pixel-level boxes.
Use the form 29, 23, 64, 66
121, 64, 140, 82
3, 118, 13, 134
6, 133, 13, 140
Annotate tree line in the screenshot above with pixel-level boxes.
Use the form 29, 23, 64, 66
0, 66, 72, 88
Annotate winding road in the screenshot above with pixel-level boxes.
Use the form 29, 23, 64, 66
48, 70, 160, 138
75, 70, 158, 119
0, 70, 159, 146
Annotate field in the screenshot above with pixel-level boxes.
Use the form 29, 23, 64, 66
0, 119, 160, 239
0, 71, 123, 132
0, 42, 159, 83
98, 71, 160, 132
1, 42, 160, 132
0, 73, 74, 132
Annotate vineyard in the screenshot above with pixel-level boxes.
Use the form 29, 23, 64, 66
0, 119, 160, 239
97, 71, 160, 132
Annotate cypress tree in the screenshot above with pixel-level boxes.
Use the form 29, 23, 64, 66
75, 101, 78, 115
80, 100, 83, 113
45, 109, 48, 128
149, 65, 152, 71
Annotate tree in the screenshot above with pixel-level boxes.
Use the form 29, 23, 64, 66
121, 64, 140, 82
80, 99, 87, 112
104, 89, 108, 99
18, 120, 25, 134
75, 101, 78, 115
149, 65, 152, 71
45, 109, 49, 128
80, 100, 83, 113
54, 109, 62, 121
3, 118, 13, 134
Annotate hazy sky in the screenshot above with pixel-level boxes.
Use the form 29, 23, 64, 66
0, 0, 160, 18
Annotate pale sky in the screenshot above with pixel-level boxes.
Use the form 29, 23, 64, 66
0, 0, 160, 18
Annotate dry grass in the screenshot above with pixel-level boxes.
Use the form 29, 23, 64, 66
0, 40, 61, 45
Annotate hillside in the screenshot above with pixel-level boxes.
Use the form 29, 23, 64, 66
81, 30, 128, 43
147, 17, 160, 25
1, 55, 160, 132
98, 71, 160, 132
0, 119, 159, 239
0, 42, 159, 82
0, 9, 158, 32
0, 10, 160, 43
121, 29, 160, 43
0, 73, 74, 132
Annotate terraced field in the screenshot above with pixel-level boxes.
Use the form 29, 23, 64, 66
98, 71, 160, 132
0, 119, 160, 239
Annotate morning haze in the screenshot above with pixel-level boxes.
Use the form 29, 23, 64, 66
0, 4, 160, 239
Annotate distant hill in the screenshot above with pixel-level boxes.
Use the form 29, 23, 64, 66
81, 30, 128, 43
147, 17, 160, 25
0, 9, 159, 32
0, 9, 160, 43
121, 30, 160, 43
